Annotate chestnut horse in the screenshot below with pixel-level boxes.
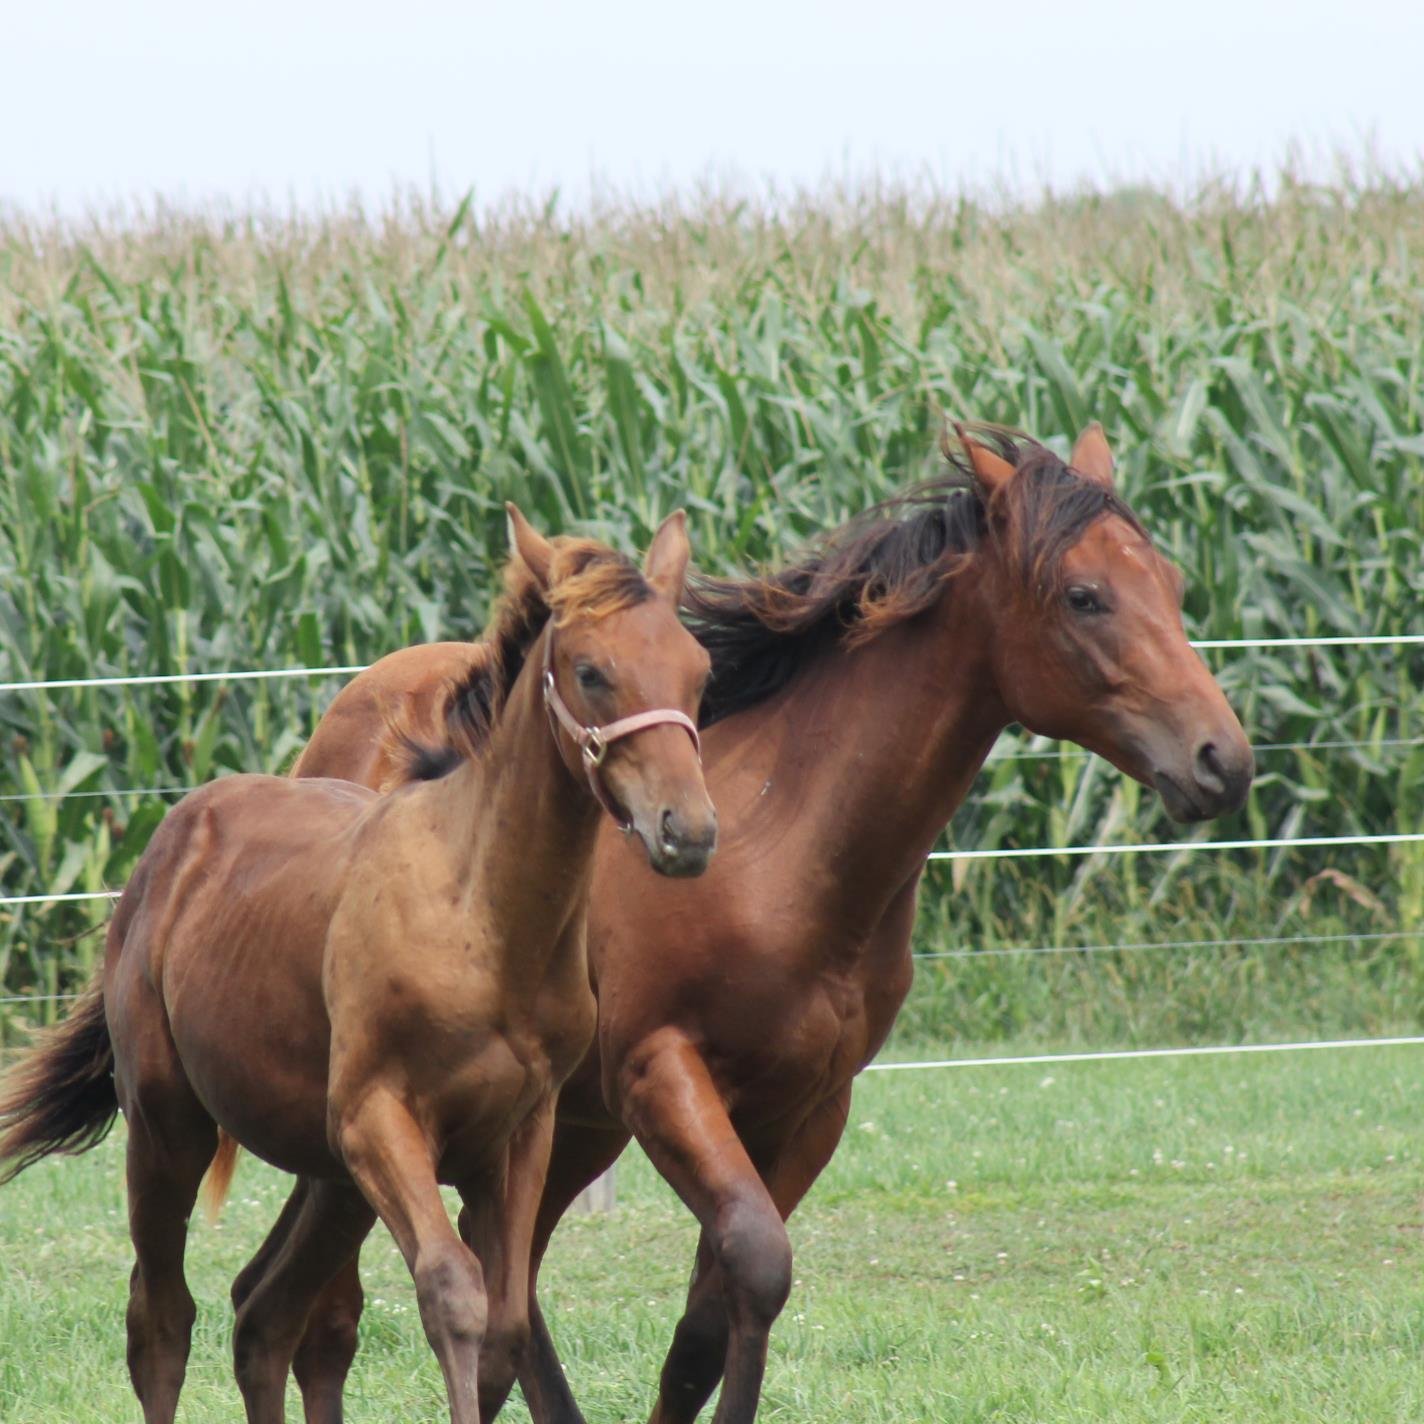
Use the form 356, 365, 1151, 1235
273, 426, 1251, 1423
0, 508, 716, 1424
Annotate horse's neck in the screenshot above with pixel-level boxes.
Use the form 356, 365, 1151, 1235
431, 661, 601, 962
732, 587, 1008, 922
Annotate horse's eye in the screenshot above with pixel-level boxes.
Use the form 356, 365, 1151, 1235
574, 664, 607, 691
1065, 586, 1104, 615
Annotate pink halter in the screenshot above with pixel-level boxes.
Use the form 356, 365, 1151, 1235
541, 631, 701, 832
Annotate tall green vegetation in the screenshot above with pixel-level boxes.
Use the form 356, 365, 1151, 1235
2, 175, 1422, 1037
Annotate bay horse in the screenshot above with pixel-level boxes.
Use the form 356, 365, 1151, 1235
0, 508, 717, 1424
258, 425, 1252, 1422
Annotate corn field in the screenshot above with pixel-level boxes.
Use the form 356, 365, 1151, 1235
2, 175, 1422, 1038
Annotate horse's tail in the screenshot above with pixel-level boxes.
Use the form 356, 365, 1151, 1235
0, 974, 117, 1184
201, 1130, 241, 1223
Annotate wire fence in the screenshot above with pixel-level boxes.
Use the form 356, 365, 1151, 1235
864, 1036, 1424, 1073
0, 665, 369, 693
4, 632, 1422, 1069
928, 831, 1424, 862
1, 631, 1421, 697
4, 828, 1421, 909
986, 734, 1424, 764
911, 928, 1424, 962
2, 732, 1418, 807
5, 925, 1418, 1009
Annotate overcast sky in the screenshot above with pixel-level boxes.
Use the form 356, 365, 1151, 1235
4, 0, 1420, 215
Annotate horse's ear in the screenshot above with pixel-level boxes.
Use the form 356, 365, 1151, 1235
1070, 422, 1116, 488
643, 510, 692, 600
954, 424, 1017, 497
505, 503, 555, 590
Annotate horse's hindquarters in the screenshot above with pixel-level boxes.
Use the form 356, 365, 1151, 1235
106, 776, 372, 1178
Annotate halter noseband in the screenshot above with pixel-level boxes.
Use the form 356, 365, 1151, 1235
541, 631, 701, 832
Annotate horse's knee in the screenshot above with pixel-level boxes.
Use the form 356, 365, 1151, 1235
413, 1242, 487, 1352
714, 1200, 791, 1326
293, 1283, 363, 1388
481, 1316, 532, 1389
231, 1317, 269, 1391
127, 1294, 197, 1406
475, 1310, 532, 1401
128, 1269, 197, 1344
232, 1295, 290, 1390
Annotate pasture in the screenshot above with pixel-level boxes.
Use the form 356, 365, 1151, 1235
2, 1045, 1421, 1422
2, 176, 1423, 1418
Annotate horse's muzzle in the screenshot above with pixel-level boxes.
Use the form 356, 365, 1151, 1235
1155, 737, 1254, 822
646, 806, 718, 878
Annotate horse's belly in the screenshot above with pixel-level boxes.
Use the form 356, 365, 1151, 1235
170, 980, 340, 1176
162, 908, 341, 1177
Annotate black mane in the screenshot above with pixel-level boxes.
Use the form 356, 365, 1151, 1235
684, 430, 1144, 727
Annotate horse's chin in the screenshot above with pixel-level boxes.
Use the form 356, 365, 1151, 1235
634, 824, 715, 878
621, 808, 716, 878
651, 845, 715, 878
1152, 770, 1212, 824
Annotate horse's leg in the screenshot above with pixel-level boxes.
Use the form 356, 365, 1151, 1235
337, 1090, 487, 1424
292, 1255, 365, 1424
449, 1102, 556, 1422
512, 1118, 632, 1424
121, 1072, 219, 1423
231, 1176, 375, 1424
231, 1180, 309, 1318
234, 1178, 368, 1424
617, 1036, 790, 1424
650, 1229, 725, 1422
642, 1085, 852, 1424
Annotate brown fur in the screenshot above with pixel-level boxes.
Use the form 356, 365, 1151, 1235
199, 540, 654, 1221
279, 423, 1254, 1424
395, 537, 651, 779
0, 512, 712, 1424
687, 426, 1146, 725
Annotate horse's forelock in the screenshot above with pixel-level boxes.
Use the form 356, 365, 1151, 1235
390, 538, 652, 779
993, 449, 1148, 598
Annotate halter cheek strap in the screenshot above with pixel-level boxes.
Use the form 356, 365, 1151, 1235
541, 633, 701, 832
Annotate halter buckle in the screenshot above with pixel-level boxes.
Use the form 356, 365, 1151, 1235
581, 729, 608, 769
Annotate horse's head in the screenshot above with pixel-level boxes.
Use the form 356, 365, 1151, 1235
508, 506, 717, 875
962, 425, 1253, 823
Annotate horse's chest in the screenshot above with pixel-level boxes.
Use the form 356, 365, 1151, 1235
530, 986, 598, 1075
420, 979, 596, 1170
699, 926, 913, 1122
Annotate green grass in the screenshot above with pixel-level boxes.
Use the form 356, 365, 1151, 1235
2, 174, 1423, 1016
2, 1044, 1421, 1422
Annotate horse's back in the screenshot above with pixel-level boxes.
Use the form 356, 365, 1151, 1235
293, 642, 489, 789
113, 773, 373, 976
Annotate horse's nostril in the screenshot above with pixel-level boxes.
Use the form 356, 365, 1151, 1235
1195, 741, 1227, 795
660, 809, 678, 845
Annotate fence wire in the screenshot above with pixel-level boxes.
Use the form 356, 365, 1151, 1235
2, 632, 1422, 696
864, 1036, 1424, 1073
5, 733, 1419, 807
5, 634, 1422, 1071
